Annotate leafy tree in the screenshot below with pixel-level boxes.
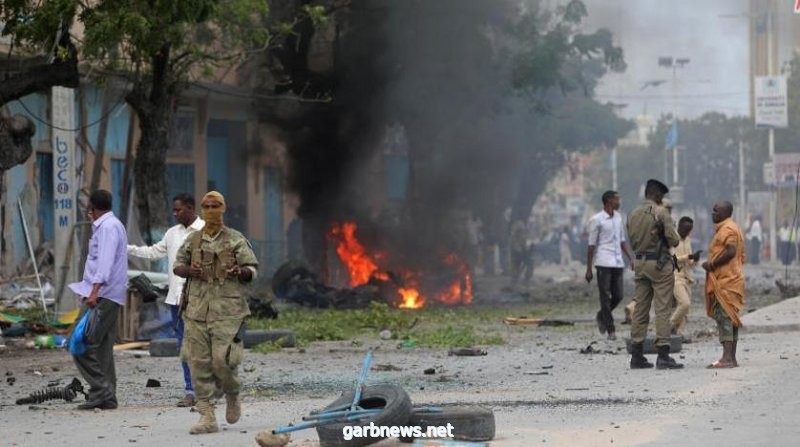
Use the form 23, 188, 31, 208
0, 0, 80, 205
1, 0, 289, 241
78, 0, 271, 241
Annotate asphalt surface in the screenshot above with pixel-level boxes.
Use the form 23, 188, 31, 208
2, 264, 800, 447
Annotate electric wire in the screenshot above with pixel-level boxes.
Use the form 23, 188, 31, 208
13, 93, 127, 133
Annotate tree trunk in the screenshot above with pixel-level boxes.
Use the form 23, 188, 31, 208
126, 45, 177, 244
131, 105, 173, 244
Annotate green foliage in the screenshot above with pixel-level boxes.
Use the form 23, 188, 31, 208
405, 325, 505, 348
248, 302, 517, 348
646, 113, 766, 211
510, 0, 626, 100
78, 0, 269, 79
251, 339, 286, 353
0, 0, 76, 55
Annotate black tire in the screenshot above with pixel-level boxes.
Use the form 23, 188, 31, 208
242, 329, 296, 349
315, 384, 412, 447
399, 406, 495, 443
149, 338, 179, 357
271, 261, 315, 298
625, 335, 682, 354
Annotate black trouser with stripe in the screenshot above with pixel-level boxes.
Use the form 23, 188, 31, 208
73, 298, 120, 404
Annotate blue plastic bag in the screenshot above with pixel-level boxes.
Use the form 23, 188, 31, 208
69, 310, 91, 356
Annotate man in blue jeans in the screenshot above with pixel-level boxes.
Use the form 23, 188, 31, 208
585, 190, 635, 340
128, 193, 204, 407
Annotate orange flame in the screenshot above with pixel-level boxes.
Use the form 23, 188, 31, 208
329, 222, 384, 286
329, 221, 472, 309
398, 287, 425, 309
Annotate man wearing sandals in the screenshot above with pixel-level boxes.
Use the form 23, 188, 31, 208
702, 201, 745, 369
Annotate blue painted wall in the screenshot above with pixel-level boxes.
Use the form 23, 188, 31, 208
206, 137, 229, 197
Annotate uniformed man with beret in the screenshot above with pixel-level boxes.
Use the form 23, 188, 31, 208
626, 179, 683, 369
174, 191, 259, 434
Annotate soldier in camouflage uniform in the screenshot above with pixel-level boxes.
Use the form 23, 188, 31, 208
627, 180, 682, 370
174, 191, 258, 434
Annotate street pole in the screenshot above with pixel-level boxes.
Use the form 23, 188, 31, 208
612, 146, 618, 191
738, 135, 746, 226
769, 127, 776, 262
767, 6, 777, 262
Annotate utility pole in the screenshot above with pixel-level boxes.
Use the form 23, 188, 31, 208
767, 6, 777, 263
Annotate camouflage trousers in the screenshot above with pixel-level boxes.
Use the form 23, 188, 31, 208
182, 318, 244, 400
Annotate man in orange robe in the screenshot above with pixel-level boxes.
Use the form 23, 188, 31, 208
702, 201, 745, 368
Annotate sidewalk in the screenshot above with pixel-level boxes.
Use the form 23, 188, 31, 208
742, 295, 800, 333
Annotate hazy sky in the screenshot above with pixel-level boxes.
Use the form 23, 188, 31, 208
582, 0, 750, 119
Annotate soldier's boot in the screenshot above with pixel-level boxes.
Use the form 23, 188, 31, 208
629, 343, 654, 369
225, 394, 241, 424
189, 400, 219, 435
656, 345, 684, 370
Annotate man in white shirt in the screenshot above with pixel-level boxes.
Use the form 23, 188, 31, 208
586, 190, 634, 340
746, 215, 762, 265
128, 193, 204, 407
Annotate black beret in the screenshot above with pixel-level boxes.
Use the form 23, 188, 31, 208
646, 179, 669, 195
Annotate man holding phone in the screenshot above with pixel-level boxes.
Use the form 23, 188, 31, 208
670, 216, 702, 342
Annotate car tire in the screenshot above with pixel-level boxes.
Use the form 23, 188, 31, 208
315, 384, 412, 447
149, 338, 179, 357
398, 406, 495, 443
242, 329, 296, 349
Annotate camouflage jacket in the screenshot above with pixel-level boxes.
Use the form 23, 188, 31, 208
174, 227, 258, 321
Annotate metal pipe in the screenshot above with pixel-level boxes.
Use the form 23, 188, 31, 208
17, 198, 48, 322
350, 350, 374, 411
302, 409, 381, 421
272, 413, 376, 434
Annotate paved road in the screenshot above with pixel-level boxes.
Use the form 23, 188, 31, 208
3, 291, 800, 446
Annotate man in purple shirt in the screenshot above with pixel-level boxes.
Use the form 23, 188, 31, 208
68, 190, 128, 410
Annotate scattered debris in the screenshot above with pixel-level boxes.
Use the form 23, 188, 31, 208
371, 364, 402, 372
503, 317, 574, 327
580, 342, 598, 354
524, 371, 549, 376
255, 431, 290, 447
424, 368, 436, 375
113, 342, 150, 351
145, 379, 161, 388
15, 377, 86, 405
448, 347, 487, 357
379, 329, 393, 340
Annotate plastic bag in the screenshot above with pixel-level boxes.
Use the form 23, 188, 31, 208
68, 310, 91, 356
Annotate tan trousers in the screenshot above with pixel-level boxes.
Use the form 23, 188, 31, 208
670, 279, 691, 336
630, 259, 674, 347
182, 318, 244, 401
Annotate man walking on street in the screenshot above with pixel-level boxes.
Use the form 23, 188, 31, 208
670, 216, 702, 342
703, 201, 746, 368
128, 193, 204, 407
586, 190, 634, 341
626, 180, 682, 370
174, 191, 258, 434
68, 190, 128, 409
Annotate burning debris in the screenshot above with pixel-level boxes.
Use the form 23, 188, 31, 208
273, 222, 473, 309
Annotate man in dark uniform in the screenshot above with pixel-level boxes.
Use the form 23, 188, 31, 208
626, 179, 683, 369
